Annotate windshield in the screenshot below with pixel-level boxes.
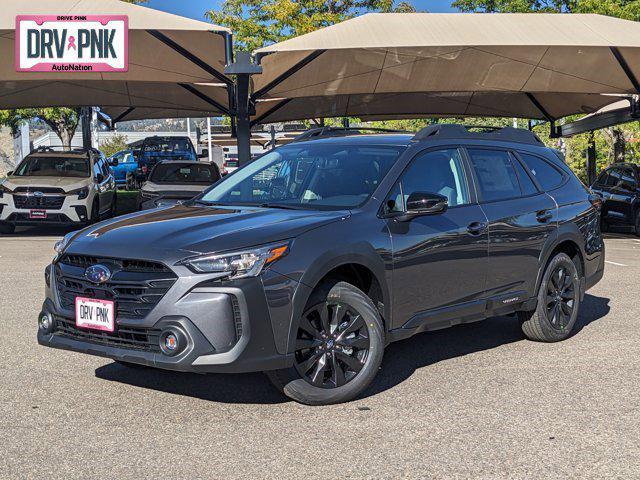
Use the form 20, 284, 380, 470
143, 137, 193, 153
13, 156, 90, 178
199, 143, 405, 209
150, 163, 219, 185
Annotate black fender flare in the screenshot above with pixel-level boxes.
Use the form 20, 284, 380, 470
286, 242, 390, 354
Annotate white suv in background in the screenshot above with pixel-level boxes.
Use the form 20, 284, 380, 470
0, 147, 117, 234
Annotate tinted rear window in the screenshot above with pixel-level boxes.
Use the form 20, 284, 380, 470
519, 153, 564, 191
467, 149, 521, 202
150, 163, 219, 184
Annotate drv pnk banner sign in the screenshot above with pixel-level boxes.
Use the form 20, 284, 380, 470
16, 15, 128, 72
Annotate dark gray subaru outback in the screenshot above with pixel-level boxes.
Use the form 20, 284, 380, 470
38, 125, 605, 405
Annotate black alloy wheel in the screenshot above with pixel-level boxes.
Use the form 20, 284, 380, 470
544, 265, 576, 331
294, 301, 370, 388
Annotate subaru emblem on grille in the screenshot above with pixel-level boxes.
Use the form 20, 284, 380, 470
85, 264, 112, 284
33, 191, 44, 197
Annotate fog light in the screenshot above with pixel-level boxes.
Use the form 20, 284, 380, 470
159, 328, 186, 356
164, 333, 177, 351
39, 312, 54, 334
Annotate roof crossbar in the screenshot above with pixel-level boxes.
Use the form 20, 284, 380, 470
413, 124, 544, 145
292, 126, 409, 142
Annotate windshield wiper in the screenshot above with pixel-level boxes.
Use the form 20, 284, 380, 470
192, 200, 227, 206
259, 203, 304, 210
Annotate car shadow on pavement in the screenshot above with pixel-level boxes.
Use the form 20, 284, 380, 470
94, 294, 609, 405
360, 293, 610, 399
94, 365, 288, 405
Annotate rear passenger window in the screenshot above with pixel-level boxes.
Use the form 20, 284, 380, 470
519, 153, 564, 191
512, 156, 538, 196
467, 149, 521, 202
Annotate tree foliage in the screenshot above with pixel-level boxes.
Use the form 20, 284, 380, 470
99, 134, 129, 158
0, 108, 81, 147
208, 0, 415, 51
452, 0, 640, 20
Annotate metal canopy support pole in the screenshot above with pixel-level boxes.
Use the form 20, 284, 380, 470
80, 107, 92, 149
225, 52, 262, 167
207, 117, 213, 163
587, 131, 597, 186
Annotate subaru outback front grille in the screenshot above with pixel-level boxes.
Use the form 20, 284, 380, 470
14, 194, 65, 210
55, 254, 177, 320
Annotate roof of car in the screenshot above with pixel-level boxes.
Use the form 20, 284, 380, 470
287, 133, 414, 147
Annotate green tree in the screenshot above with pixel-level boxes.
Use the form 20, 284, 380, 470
452, 0, 640, 20
208, 0, 415, 51
99, 134, 129, 158
0, 108, 81, 148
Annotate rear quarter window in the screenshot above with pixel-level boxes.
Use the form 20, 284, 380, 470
519, 153, 565, 191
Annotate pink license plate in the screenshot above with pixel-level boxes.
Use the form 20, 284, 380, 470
29, 209, 47, 219
75, 297, 115, 332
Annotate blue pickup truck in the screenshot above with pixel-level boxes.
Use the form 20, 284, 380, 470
108, 136, 198, 189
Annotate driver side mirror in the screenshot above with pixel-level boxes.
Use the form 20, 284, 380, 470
198, 148, 209, 159
6, 171, 13, 176
109, 158, 119, 167
96, 173, 104, 183
397, 192, 448, 222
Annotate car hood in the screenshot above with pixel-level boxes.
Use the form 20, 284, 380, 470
65, 204, 348, 263
3, 176, 89, 191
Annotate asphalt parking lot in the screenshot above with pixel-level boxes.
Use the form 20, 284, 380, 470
1, 230, 639, 479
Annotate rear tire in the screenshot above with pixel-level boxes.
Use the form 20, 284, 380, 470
634, 211, 640, 237
266, 280, 385, 405
0, 222, 15, 234
519, 253, 581, 342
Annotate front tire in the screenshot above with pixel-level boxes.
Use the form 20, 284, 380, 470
634, 211, 640, 237
266, 280, 385, 405
519, 253, 581, 342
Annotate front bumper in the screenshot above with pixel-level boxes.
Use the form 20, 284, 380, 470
37, 264, 296, 374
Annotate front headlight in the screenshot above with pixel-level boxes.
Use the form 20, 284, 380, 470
179, 241, 290, 279
54, 232, 76, 257
68, 186, 89, 200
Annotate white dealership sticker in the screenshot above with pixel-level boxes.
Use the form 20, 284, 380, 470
75, 297, 115, 332
16, 15, 128, 72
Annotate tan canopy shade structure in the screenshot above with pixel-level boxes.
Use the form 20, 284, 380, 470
252, 91, 622, 124
251, 13, 640, 124
0, 0, 233, 116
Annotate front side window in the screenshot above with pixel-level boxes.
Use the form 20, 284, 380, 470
394, 148, 470, 208
468, 149, 521, 202
619, 168, 638, 192
519, 153, 564, 191
13, 156, 90, 178
199, 143, 405, 210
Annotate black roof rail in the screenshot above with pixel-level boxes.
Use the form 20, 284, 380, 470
32, 145, 93, 155
413, 124, 544, 146
292, 126, 409, 142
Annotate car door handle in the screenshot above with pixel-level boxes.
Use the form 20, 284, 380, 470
536, 210, 553, 223
467, 221, 487, 235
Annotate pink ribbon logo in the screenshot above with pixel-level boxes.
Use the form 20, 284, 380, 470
67, 36, 77, 51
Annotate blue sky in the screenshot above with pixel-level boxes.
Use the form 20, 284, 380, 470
145, 0, 456, 22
